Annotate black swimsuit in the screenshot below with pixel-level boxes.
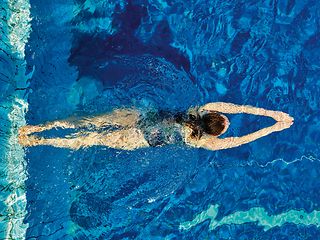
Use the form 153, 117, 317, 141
137, 110, 186, 147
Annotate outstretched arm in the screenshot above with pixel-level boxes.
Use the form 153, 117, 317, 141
199, 102, 294, 122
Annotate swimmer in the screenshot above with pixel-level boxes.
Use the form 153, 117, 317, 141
18, 102, 294, 151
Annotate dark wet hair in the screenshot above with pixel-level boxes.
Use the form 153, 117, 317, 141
175, 111, 225, 139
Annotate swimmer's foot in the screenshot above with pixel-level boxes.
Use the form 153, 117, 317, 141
19, 125, 47, 136
18, 134, 42, 147
18, 120, 76, 137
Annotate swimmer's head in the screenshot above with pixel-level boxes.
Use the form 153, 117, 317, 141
201, 112, 229, 136
182, 111, 229, 139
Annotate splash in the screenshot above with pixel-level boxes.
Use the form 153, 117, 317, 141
180, 204, 320, 231
7, 0, 32, 58
5, 99, 29, 240
0, 0, 31, 238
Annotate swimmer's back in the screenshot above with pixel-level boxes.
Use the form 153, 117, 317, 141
137, 109, 185, 147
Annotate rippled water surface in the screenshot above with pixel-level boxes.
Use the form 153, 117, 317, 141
1, 0, 320, 239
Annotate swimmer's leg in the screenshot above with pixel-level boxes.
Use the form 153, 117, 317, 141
19, 128, 150, 151
79, 108, 140, 128
19, 119, 76, 136
18, 134, 85, 150
19, 108, 140, 136
98, 128, 150, 150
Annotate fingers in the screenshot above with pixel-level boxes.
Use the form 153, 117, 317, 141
279, 112, 294, 122
286, 115, 294, 122
274, 121, 294, 131
280, 121, 293, 128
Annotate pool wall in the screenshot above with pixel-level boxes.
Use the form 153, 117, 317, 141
0, 0, 31, 238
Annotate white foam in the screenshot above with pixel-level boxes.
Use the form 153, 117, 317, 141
3, 0, 32, 238
7, 0, 32, 59
5, 98, 29, 240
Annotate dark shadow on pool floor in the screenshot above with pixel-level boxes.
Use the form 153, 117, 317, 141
68, 0, 194, 87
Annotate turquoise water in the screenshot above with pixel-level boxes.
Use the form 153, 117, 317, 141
1, 0, 320, 239
180, 203, 320, 231
0, 0, 31, 238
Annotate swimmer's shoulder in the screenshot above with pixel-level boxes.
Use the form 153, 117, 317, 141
181, 125, 199, 147
182, 125, 221, 149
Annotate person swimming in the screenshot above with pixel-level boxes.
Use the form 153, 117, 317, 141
18, 102, 294, 151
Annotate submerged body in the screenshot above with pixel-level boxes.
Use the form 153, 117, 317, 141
18, 102, 294, 151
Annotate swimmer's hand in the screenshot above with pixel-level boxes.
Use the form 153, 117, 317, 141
265, 110, 294, 122
273, 121, 294, 131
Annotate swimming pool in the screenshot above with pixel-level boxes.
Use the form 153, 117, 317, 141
1, 0, 320, 239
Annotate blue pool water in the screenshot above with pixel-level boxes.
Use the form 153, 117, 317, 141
1, 0, 320, 239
